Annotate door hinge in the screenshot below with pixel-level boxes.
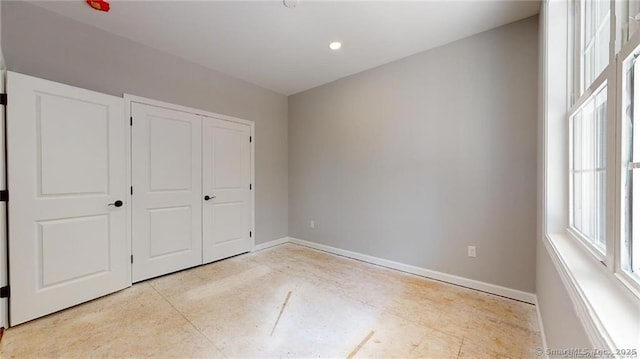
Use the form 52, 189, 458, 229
0, 286, 10, 298
0, 190, 8, 202
130, 255, 133, 264
130, 116, 133, 126
249, 136, 252, 143
130, 186, 133, 195
249, 231, 252, 238
0, 93, 6, 106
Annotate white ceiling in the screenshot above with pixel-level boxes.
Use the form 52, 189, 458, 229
31, 0, 540, 95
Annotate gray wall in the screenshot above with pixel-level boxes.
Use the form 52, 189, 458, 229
289, 16, 538, 292
1, 1, 288, 244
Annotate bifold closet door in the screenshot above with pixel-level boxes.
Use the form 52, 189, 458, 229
202, 116, 252, 264
7, 72, 129, 325
131, 103, 202, 282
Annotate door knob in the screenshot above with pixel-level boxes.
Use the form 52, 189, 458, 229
204, 195, 216, 201
108, 200, 124, 208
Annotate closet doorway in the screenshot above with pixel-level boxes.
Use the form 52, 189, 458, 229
129, 97, 254, 282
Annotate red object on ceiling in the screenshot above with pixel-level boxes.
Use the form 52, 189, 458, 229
86, 0, 110, 12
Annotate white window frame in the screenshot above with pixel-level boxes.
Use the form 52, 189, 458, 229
614, 28, 640, 295
568, 0, 640, 297
573, 0, 611, 100
568, 0, 614, 266
568, 72, 612, 264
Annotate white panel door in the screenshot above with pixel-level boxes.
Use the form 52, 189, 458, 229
202, 116, 252, 264
131, 103, 202, 282
7, 71, 129, 325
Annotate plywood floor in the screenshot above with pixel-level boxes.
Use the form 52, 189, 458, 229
0, 243, 541, 358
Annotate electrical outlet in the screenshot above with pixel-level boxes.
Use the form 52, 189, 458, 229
310, 220, 315, 229
467, 246, 476, 257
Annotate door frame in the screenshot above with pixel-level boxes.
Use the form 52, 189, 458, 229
124, 95, 256, 263
0, 56, 8, 330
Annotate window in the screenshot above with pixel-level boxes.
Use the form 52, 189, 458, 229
570, 85, 607, 254
569, 0, 610, 256
543, 0, 640, 349
620, 0, 640, 47
576, 0, 610, 96
621, 48, 640, 284
568, 0, 640, 290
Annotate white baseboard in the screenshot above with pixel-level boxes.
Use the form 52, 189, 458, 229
535, 295, 549, 357
252, 237, 289, 252
286, 237, 537, 304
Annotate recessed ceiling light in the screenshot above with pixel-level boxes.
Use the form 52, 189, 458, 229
329, 42, 342, 50
283, 0, 299, 9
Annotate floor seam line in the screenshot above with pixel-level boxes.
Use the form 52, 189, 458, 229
456, 337, 464, 359
148, 283, 222, 351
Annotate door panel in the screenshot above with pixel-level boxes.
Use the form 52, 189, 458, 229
39, 215, 110, 287
149, 117, 193, 191
131, 103, 202, 282
8, 71, 128, 325
148, 206, 193, 258
39, 95, 109, 195
202, 117, 251, 264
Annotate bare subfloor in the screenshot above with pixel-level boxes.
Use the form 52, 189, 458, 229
0, 244, 541, 358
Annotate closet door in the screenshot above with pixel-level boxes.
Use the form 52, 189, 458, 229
131, 103, 202, 282
7, 72, 129, 325
202, 116, 252, 264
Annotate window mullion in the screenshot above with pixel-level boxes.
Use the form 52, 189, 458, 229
631, 54, 640, 277
601, 0, 615, 272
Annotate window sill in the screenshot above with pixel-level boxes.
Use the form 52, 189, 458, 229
544, 233, 640, 350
